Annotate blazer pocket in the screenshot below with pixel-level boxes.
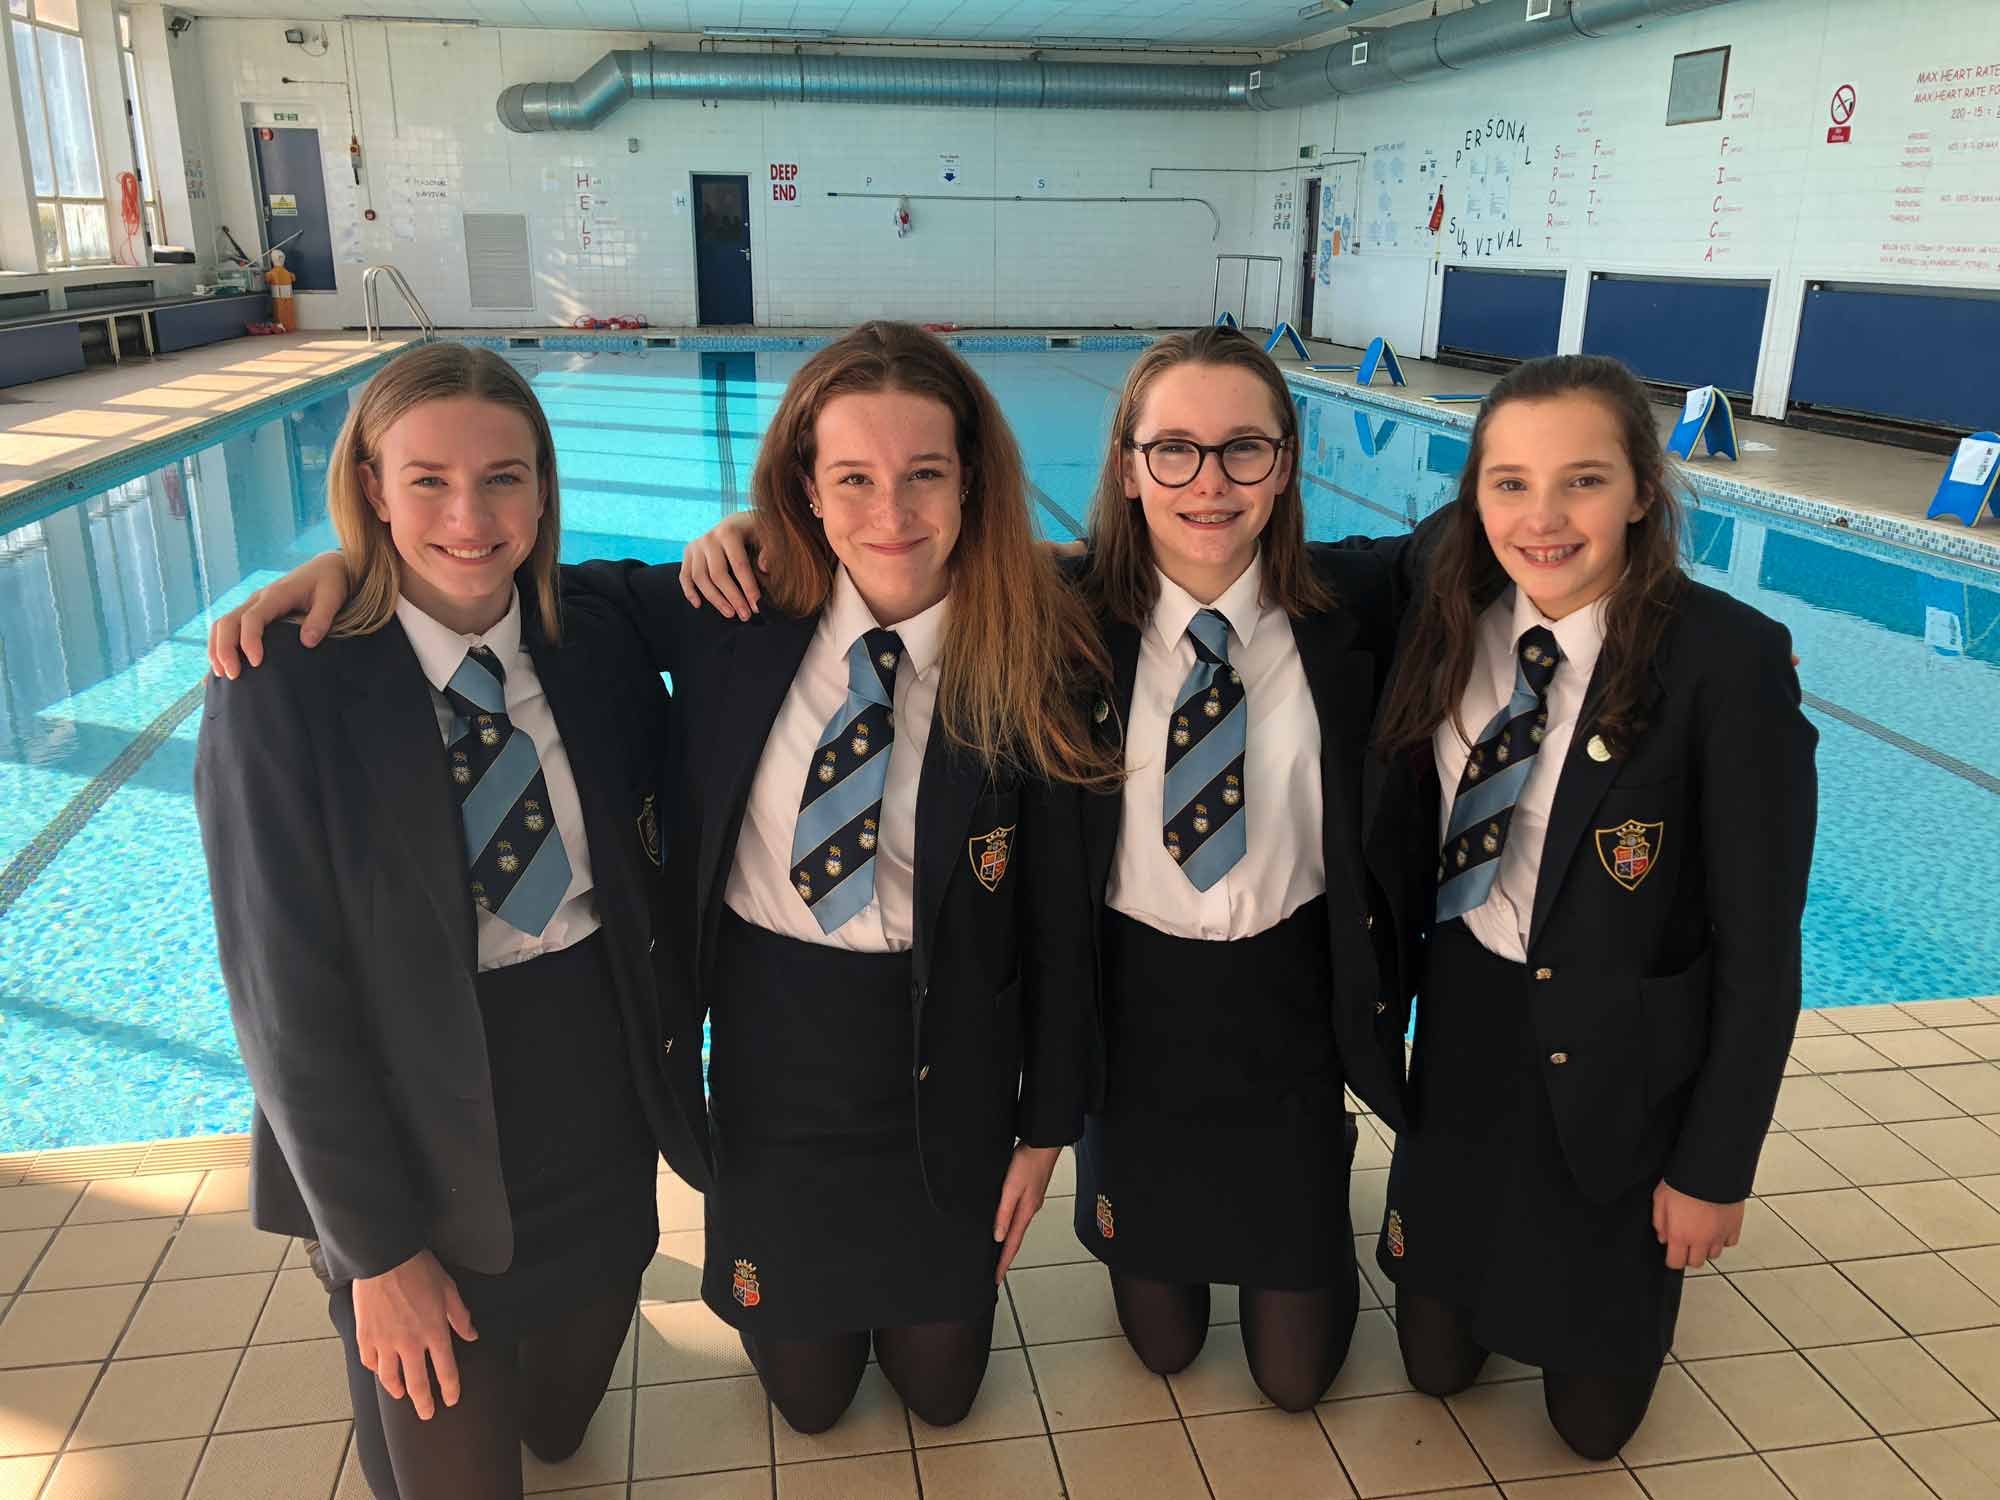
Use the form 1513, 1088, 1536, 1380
1641, 948, 1715, 1106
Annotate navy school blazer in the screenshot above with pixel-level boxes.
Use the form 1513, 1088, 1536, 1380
1363, 575, 1819, 1205
194, 580, 713, 1286
565, 560, 1096, 1224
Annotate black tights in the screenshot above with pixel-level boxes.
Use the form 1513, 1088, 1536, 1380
742, 1314, 993, 1434
1396, 1291, 1661, 1461
1109, 1271, 1356, 1412
331, 1283, 636, 1500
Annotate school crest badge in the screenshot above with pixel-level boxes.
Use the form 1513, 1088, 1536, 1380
731, 1258, 761, 1308
1095, 1194, 1115, 1240
637, 793, 663, 867
969, 824, 1016, 893
1595, 819, 1662, 892
1386, 1209, 1406, 1259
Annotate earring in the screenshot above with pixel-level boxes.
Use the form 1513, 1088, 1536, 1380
809, 502, 823, 518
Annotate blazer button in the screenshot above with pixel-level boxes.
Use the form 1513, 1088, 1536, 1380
1549, 1051, 1569, 1066
1534, 967, 1554, 981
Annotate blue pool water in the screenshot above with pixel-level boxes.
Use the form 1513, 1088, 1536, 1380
1, 345, 1995, 1152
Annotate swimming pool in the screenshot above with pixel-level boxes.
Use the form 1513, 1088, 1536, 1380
1, 345, 1994, 1152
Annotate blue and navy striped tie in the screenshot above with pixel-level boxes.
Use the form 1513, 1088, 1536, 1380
792, 628, 903, 934
1163, 608, 1246, 891
1436, 625, 1562, 923
443, 645, 572, 937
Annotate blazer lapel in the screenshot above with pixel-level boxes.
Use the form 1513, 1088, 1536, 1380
911, 723, 985, 983
1527, 652, 1668, 950
525, 624, 624, 917
336, 625, 477, 979
1082, 616, 1142, 906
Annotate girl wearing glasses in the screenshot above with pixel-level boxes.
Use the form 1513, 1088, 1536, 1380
1060, 327, 1409, 1408
679, 328, 1410, 1408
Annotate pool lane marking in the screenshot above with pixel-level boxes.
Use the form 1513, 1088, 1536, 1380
0, 677, 208, 921
1028, 481, 1086, 541
1801, 692, 2000, 797
713, 358, 740, 514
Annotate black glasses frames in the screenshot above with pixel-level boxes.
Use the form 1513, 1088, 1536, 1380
1126, 435, 1291, 488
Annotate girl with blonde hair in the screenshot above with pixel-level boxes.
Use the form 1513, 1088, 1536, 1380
198, 342, 711, 1498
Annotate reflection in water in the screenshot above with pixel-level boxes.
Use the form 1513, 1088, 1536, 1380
0, 353, 1994, 1152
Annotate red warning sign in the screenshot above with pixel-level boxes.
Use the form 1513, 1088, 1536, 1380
1830, 84, 1856, 125
1827, 126, 1851, 143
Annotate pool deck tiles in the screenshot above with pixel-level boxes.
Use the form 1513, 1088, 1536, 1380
2, 996, 1999, 1497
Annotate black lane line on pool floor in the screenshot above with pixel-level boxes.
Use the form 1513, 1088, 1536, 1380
1029, 481, 1086, 541
1801, 692, 2000, 797
713, 358, 740, 513
0, 677, 208, 922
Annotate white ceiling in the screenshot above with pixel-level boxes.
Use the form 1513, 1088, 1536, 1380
175, 0, 1427, 48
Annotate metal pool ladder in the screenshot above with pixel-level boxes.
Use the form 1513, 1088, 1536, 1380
363, 264, 436, 342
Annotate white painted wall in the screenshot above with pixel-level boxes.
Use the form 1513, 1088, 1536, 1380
169, 21, 1261, 331
1276, 0, 2000, 415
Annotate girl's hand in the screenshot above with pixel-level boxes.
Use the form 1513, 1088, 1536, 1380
1652, 1181, 1744, 1270
679, 511, 766, 619
993, 1144, 1062, 1282
351, 1248, 478, 1420
208, 552, 351, 677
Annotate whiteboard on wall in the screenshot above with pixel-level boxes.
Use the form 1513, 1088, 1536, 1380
1312, 0, 2000, 349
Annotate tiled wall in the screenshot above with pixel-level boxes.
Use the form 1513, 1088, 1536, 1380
169, 22, 1261, 332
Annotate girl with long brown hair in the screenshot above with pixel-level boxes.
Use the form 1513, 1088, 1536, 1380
1367, 354, 1816, 1458
1060, 326, 1410, 1409
211, 322, 1110, 1436
197, 343, 712, 1499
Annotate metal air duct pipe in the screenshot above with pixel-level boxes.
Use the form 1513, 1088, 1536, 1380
497, 0, 1744, 131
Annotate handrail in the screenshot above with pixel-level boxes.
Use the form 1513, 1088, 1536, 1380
363, 265, 436, 342
1212, 253, 1283, 333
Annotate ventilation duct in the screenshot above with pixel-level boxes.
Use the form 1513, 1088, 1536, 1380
496, 0, 1743, 132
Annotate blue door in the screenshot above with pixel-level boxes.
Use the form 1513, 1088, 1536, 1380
693, 175, 753, 326
248, 126, 336, 291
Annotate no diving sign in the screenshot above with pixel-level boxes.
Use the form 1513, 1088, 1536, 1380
1828, 83, 1856, 143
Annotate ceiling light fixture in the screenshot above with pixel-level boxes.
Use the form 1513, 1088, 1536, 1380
342, 12, 479, 22
1031, 34, 1157, 48
1296, 0, 1353, 17
701, 25, 834, 40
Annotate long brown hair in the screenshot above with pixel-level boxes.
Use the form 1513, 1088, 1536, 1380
1375, 353, 1688, 758
1084, 326, 1334, 625
325, 341, 563, 643
750, 321, 1119, 789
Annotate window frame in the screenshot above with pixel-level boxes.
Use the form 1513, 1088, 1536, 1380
116, 11, 161, 251
11, 0, 111, 268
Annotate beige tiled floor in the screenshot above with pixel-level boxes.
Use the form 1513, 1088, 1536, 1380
11, 1000, 2000, 1496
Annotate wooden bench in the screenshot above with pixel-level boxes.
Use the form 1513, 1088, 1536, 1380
0, 292, 274, 387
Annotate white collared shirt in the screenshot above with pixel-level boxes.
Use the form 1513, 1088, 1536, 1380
394, 590, 600, 972
1435, 585, 1609, 962
1107, 556, 1326, 942
723, 567, 949, 953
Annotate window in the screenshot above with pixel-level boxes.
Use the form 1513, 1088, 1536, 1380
10, 0, 108, 265
117, 11, 160, 250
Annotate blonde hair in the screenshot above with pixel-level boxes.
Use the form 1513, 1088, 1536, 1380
752, 321, 1119, 789
325, 342, 563, 643
1085, 326, 1333, 625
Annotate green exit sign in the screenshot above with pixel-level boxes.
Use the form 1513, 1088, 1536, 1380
272, 111, 300, 123
1298, 144, 1318, 160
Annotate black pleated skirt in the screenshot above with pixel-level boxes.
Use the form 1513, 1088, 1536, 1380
1074, 897, 1357, 1290
445, 931, 660, 1340
1376, 919, 1683, 1373
701, 911, 1000, 1340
